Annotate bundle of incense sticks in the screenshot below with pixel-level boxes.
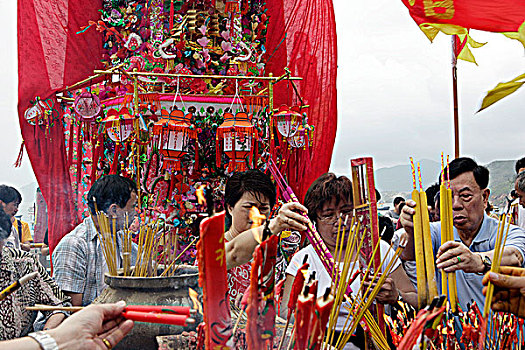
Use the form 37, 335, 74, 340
92, 210, 119, 276
92, 201, 185, 278
133, 219, 163, 277
440, 154, 458, 312
267, 158, 338, 286
480, 212, 513, 350
320, 217, 396, 350
410, 158, 438, 308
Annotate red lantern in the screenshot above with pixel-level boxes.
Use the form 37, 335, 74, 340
273, 105, 301, 139
102, 107, 135, 142
153, 109, 197, 171
216, 112, 258, 172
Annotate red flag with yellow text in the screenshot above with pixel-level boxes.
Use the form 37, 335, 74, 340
401, 0, 525, 34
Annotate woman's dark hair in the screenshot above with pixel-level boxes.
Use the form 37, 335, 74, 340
440, 157, 489, 189
393, 196, 405, 206
224, 170, 277, 221
425, 184, 440, 210
0, 207, 12, 240
0, 185, 22, 205
303, 173, 353, 223
516, 157, 525, 174
87, 175, 137, 214
379, 215, 394, 244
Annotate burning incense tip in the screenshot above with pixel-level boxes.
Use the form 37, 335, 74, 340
196, 184, 207, 206
249, 206, 266, 229
189, 288, 202, 315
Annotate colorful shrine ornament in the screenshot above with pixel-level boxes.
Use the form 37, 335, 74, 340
288, 124, 314, 149
102, 107, 135, 142
273, 105, 301, 138
152, 109, 197, 171
24, 100, 46, 126
216, 111, 258, 172
74, 91, 101, 121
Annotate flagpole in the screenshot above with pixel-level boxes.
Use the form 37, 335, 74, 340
452, 36, 460, 159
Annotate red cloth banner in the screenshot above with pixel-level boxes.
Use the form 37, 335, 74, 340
265, 0, 338, 201
197, 212, 232, 348
401, 0, 525, 33
17, 0, 103, 253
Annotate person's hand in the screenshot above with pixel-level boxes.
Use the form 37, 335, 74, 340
41, 245, 49, 256
399, 200, 416, 232
269, 202, 309, 234
482, 266, 525, 318
362, 273, 399, 305
436, 241, 483, 273
47, 301, 134, 350
43, 313, 66, 330
21, 243, 31, 252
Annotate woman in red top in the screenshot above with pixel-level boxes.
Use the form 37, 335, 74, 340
224, 170, 309, 302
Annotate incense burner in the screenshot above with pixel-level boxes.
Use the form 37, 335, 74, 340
94, 265, 202, 350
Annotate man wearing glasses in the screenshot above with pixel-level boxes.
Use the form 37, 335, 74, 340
400, 157, 525, 312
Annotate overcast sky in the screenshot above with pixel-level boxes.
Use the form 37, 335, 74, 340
330, 0, 525, 174
1, 1, 524, 191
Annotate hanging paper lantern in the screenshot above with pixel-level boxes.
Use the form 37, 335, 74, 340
288, 125, 315, 149
24, 100, 45, 126
153, 109, 197, 171
216, 112, 258, 172
273, 105, 301, 138
74, 91, 101, 121
102, 107, 135, 142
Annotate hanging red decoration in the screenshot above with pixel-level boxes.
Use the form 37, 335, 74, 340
74, 91, 101, 121
288, 124, 314, 150
153, 109, 197, 171
101, 107, 135, 143
216, 111, 258, 172
273, 105, 301, 139
101, 107, 135, 175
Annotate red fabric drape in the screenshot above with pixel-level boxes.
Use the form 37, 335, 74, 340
17, 0, 103, 253
401, 0, 525, 32
265, 0, 338, 201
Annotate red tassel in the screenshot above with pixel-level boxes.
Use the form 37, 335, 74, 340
109, 143, 122, 175
169, 0, 174, 32
216, 138, 222, 168
194, 140, 200, 170
91, 133, 103, 185
14, 141, 25, 167
67, 122, 75, 167
76, 129, 84, 186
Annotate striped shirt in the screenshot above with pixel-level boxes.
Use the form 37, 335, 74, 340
0, 247, 70, 340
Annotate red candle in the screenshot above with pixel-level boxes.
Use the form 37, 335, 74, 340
288, 260, 309, 318
309, 288, 334, 350
124, 305, 191, 316
122, 311, 192, 326
295, 286, 315, 350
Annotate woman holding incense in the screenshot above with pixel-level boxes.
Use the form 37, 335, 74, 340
0, 207, 71, 340
280, 173, 417, 349
224, 169, 309, 301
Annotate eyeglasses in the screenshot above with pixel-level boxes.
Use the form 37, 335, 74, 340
317, 210, 354, 225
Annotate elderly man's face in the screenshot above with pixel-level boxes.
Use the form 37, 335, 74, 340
515, 182, 525, 209
450, 171, 489, 237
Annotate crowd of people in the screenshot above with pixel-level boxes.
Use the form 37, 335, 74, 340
2, 156, 525, 349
